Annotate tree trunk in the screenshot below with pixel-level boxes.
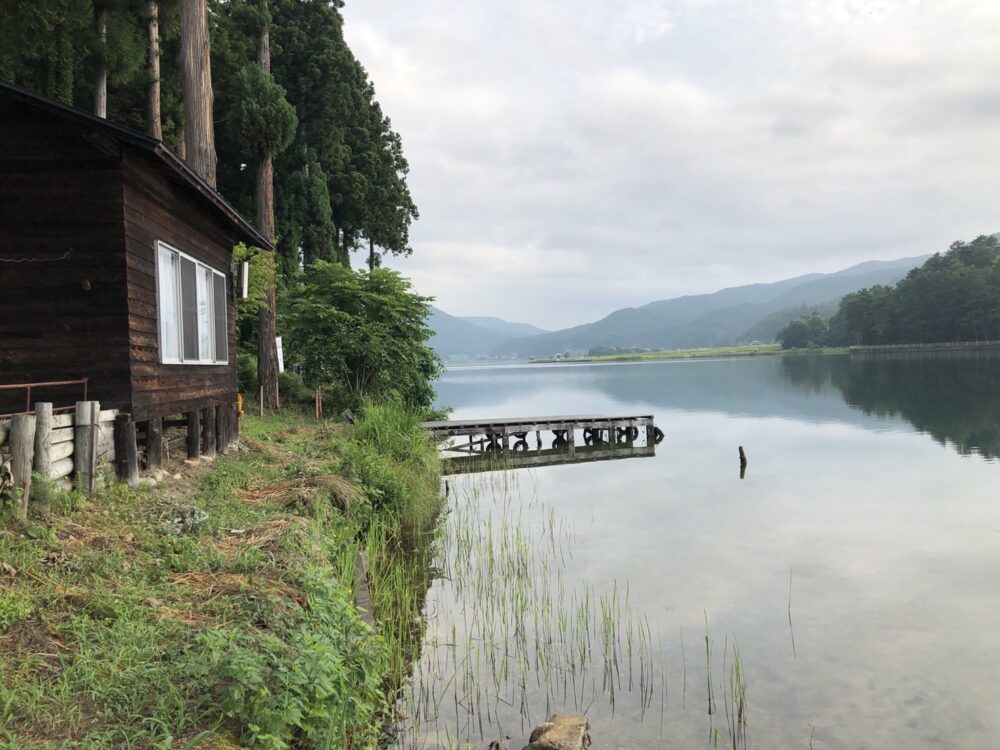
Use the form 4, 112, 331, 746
369, 237, 375, 271
256, 18, 280, 412
147, 1, 162, 139
180, 0, 216, 186
94, 8, 108, 117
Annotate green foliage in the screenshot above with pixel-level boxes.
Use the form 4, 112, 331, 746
278, 370, 313, 404
190, 572, 387, 750
233, 242, 276, 318
227, 63, 297, 157
787, 235, 1000, 347
776, 312, 830, 349
0, 591, 33, 631
239, 351, 260, 394
0, 409, 441, 748
285, 263, 441, 411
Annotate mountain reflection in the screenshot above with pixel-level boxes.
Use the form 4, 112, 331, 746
783, 353, 1000, 460
437, 353, 1000, 461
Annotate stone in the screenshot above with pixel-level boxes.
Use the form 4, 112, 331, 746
522, 714, 591, 750
183, 459, 200, 467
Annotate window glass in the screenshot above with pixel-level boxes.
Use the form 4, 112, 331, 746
197, 265, 213, 360
213, 273, 227, 362
157, 243, 227, 365
180, 256, 199, 360
157, 247, 179, 361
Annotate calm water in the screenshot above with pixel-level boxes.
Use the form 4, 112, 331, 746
400, 354, 1000, 749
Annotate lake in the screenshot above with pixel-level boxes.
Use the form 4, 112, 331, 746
397, 353, 1000, 750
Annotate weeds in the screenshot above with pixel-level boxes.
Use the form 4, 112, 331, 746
0, 402, 442, 749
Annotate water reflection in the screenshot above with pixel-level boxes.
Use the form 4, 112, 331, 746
780, 352, 1000, 459
442, 441, 656, 475
417, 355, 1000, 749
438, 353, 1000, 460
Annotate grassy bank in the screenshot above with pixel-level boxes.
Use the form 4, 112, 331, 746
531, 343, 849, 364
0, 403, 441, 750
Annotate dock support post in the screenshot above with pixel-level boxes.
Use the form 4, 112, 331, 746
114, 414, 139, 487
33, 403, 52, 480
10, 413, 36, 520
147, 418, 163, 470
536, 430, 542, 448
186, 410, 201, 461
75, 401, 100, 497
202, 406, 216, 459
646, 422, 655, 445
567, 427, 575, 452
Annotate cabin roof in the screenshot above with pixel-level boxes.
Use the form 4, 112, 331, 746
0, 79, 272, 251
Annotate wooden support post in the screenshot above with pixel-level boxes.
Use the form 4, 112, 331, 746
10, 414, 35, 520
536, 430, 542, 448
114, 414, 139, 487
646, 423, 655, 446
567, 427, 576, 452
186, 410, 201, 461
202, 406, 216, 459
147, 418, 163, 470
33, 403, 53, 480
215, 406, 227, 455
231, 401, 240, 448
75, 401, 100, 496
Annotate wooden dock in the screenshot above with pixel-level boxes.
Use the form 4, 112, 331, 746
423, 413, 663, 452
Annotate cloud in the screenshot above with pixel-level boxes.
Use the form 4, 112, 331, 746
342, 0, 1000, 329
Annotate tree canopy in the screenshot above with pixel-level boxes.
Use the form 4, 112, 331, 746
777, 235, 1000, 348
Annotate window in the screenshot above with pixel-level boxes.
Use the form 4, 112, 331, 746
156, 242, 228, 364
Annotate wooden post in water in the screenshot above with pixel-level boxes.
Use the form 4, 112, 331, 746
739, 445, 747, 480
33, 403, 53, 480
567, 427, 576, 452
201, 406, 216, 459
186, 410, 201, 461
147, 418, 163, 470
10, 414, 35, 520
114, 414, 139, 487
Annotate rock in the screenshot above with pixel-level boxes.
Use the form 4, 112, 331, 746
522, 715, 591, 750
183, 458, 200, 467
173, 473, 182, 480
152, 469, 167, 482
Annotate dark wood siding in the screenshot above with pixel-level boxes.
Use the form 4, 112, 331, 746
121, 153, 238, 421
0, 102, 131, 414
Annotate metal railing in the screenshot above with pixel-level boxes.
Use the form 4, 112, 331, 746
0, 378, 89, 418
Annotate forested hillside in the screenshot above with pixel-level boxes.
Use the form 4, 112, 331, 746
493, 256, 926, 357
777, 235, 1000, 348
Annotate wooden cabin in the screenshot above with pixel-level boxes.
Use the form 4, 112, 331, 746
0, 80, 270, 462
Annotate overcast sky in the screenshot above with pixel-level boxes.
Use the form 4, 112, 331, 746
342, 0, 1000, 330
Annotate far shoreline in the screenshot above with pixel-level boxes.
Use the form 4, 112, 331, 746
527, 344, 848, 364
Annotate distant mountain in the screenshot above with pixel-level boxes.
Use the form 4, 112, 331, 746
460, 316, 548, 339
428, 308, 547, 359
492, 256, 929, 357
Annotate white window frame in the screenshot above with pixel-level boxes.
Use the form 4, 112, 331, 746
155, 241, 229, 365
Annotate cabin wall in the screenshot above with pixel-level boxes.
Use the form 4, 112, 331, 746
0, 103, 132, 415
121, 153, 238, 422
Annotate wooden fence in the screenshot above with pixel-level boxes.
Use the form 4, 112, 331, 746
0, 401, 116, 519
